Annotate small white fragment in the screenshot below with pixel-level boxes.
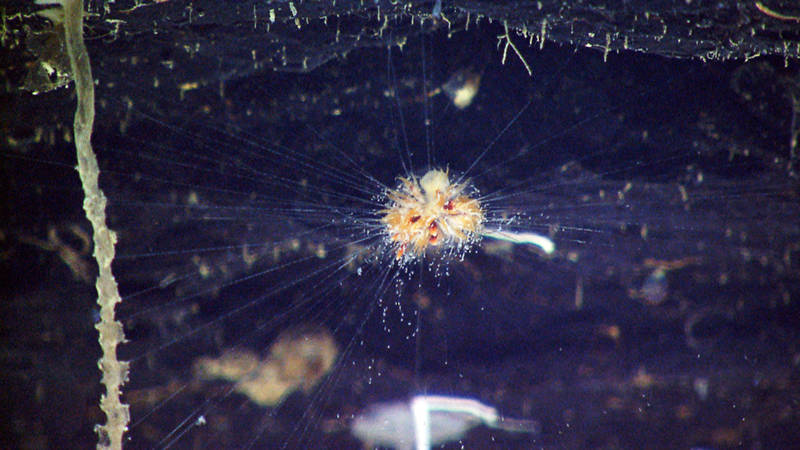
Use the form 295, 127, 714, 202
694, 377, 710, 401
641, 268, 668, 304
441, 69, 482, 110
482, 229, 556, 255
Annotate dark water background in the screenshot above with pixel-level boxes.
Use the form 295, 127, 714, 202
2, 4, 800, 449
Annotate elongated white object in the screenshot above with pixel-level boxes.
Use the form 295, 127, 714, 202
483, 229, 556, 255
411, 395, 498, 450
352, 394, 538, 450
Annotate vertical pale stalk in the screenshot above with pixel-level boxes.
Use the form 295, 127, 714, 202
53, 0, 130, 447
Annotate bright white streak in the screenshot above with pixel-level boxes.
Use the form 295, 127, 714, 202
482, 229, 556, 255
410, 395, 498, 450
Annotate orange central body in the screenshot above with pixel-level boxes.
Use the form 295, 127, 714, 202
381, 169, 484, 261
